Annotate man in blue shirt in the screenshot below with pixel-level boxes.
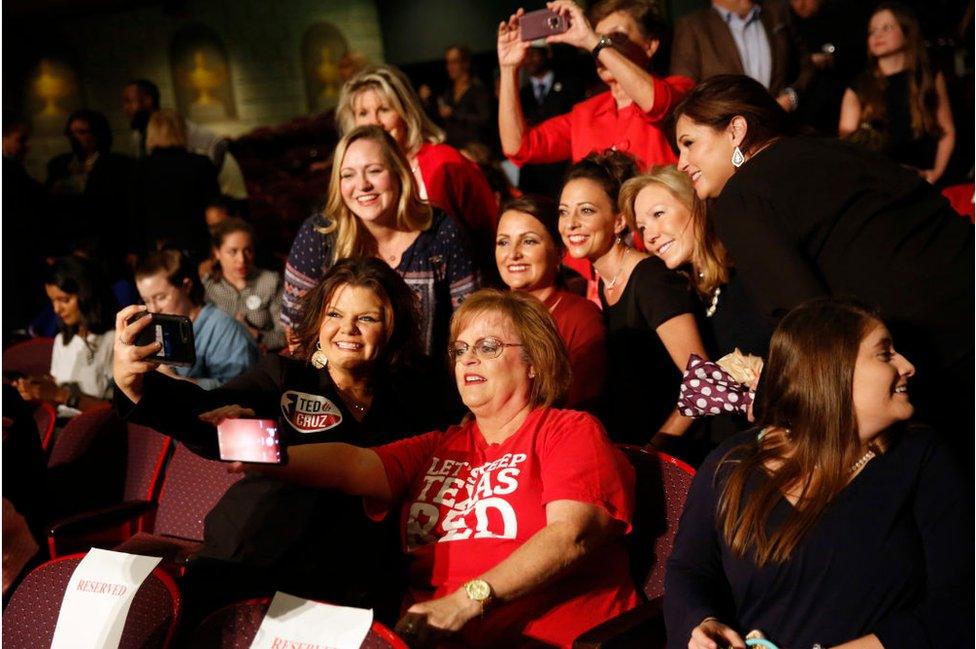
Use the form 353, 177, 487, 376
670, 0, 813, 111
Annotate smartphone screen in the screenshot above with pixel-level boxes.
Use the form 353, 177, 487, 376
216, 418, 286, 464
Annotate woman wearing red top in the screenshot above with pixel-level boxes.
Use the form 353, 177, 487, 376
214, 290, 639, 647
497, 0, 693, 171
337, 65, 499, 279
495, 194, 607, 413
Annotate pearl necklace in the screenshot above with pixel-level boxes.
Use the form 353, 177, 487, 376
849, 449, 876, 474
705, 286, 722, 318
759, 428, 878, 474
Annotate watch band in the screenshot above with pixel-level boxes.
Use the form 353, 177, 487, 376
591, 35, 614, 58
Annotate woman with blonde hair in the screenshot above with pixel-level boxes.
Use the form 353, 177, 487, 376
336, 64, 499, 277
283, 125, 479, 355
838, 2, 955, 184
144, 108, 187, 152
620, 165, 772, 358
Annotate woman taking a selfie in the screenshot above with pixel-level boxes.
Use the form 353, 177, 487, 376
115, 257, 454, 627
217, 290, 639, 647
282, 125, 479, 355
664, 298, 968, 649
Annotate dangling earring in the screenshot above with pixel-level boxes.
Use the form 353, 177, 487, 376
731, 146, 745, 168
614, 234, 623, 246
311, 341, 329, 369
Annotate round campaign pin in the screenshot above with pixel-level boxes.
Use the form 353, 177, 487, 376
245, 294, 262, 311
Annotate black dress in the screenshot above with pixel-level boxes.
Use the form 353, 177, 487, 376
711, 136, 974, 442
851, 70, 939, 170
115, 353, 457, 625
600, 256, 696, 444
664, 425, 970, 649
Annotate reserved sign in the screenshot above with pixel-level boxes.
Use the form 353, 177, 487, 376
250, 592, 372, 649
50, 549, 162, 649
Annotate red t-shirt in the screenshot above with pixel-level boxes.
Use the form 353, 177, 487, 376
545, 290, 607, 413
371, 407, 639, 647
507, 75, 694, 171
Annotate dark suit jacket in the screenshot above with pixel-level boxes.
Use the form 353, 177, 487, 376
670, 1, 813, 97
519, 73, 583, 126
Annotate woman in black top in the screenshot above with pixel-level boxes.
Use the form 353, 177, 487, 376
665, 298, 968, 649
838, 2, 955, 184
672, 74, 973, 447
620, 165, 773, 359
558, 151, 707, 446
113, 257, 457, 625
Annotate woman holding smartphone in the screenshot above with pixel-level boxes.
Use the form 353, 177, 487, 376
114, 257, 458, 628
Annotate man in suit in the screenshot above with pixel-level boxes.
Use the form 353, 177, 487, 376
517, 46, 583, 197
670, 0, 814, 111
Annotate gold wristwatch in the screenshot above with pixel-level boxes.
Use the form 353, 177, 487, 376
463, 579, 494, 615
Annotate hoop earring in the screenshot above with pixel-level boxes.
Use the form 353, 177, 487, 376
731, 146, 745, 168
311, 341, 329, 369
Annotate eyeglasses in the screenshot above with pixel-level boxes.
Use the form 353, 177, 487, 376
448, 337, 523, 361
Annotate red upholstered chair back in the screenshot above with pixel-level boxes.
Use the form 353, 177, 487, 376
152, 442, 242, 542
1, 553, 181, 649
47, 406, 123, 468
125, 424, 173, 502
2, 337, 54, 377
34, 402, 58, 451
616, 445, 696, 601
187, 597, 408, 649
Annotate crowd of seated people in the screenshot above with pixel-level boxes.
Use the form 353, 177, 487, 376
2, 0, 972, 646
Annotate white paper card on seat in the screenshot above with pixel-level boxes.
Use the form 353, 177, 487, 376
249, 591, 373, 649
50, 549, 162, 649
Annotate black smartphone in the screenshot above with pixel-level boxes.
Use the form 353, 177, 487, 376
128, 311, 196, 367
216, 418, 287, 465
520, 8, 569, 42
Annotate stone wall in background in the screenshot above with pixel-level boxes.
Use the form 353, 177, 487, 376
13, 0, 384, 180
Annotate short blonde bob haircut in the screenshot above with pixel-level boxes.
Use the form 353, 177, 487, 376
335, 64, 445, 156
145, 109, 187, 153
619, 165, 729, 297
319, 125, 433, 263
449, 289, 571, 409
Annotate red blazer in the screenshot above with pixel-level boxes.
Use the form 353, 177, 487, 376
507, 75, 694, 170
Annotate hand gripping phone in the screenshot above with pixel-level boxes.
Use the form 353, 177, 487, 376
520, 8, 569, 42
128, 311, 196, 367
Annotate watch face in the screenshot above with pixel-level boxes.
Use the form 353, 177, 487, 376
465, 579, 491, 601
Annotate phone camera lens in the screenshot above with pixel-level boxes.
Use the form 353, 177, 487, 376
547, 17, 559, 28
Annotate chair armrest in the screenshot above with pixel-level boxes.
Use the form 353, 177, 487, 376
48, 500, 157, 541
573, 596, 666, 649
